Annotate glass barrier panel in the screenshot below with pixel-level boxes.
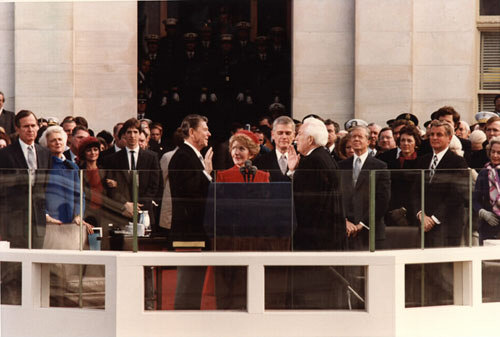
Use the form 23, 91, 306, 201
0, 168, 31, 249
383, 169, 423, 250
482, 260, 500, 303
168, 169, 213, 252
473, 167, 500, 246
289, 169, 347, 252
421, 169, 470, 249
211, 169, 292, 252
405, 262, 455, 307
1, 261, 22, 305
265, 266, 366, 310
40, 263, 105, 309
146, 265, 246, 310
81, 169, 144, 252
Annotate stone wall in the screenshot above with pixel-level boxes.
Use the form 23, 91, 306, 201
14, 1, 136, 133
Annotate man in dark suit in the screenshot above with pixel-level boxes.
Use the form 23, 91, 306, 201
414, 120, 468, 306
418, 106, 472, 165
339, 125, 391, 251
63, 125, 89, 163
169, 114, 213, 310
324, 119, 341, 162
0, 110, 52, 304
287, 117, 346, 308
100, 122, 124, 158
415, 119, 468, 248
254, 116, 295, 182
0, 91, 15, 136
103, 118, 161, 229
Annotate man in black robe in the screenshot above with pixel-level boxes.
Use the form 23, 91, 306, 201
287, 117, 346, 309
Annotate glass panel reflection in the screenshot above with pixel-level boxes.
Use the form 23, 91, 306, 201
482, 260, 500, 303
266, 266, 366, 310
1, 261, 22, 305
42, 263, 105, 309
405, 262, 454, 307
146, 265, 246, 310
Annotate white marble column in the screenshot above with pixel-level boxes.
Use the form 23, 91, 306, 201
293, 0, 355, 124
354, 0, 477, 126
354, 0, 413, 125
0, 3, 15, 110
14, 1, 137, 133
412, 0, 476, 122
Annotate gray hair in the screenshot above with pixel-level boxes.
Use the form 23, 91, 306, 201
449, 135, 463, 157
302, 117, 328, 147
39, 125, 67, 148
487, 136, 500, 158
350, 125, 370, 140
272, 115, 294, 130
458, 120, 470, 132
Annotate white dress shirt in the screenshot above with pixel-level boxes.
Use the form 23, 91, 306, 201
125, 146, 140, 170
19, 139, 37, 169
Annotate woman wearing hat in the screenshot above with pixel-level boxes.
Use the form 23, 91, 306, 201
78, 136, 116, 237
216, 130, 270, 183
214, 130, 269, 310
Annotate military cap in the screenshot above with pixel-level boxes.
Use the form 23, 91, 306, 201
423, 120, 432, 128
236, 21, 251, 30
255, 36, 267, 45
344, 118, 368, 130
269, 102, 285, 112
145, 34, 159, 43
47, 117, 60, 126
183, 32, 198, 41
220, 34, 233, 42
475, 111, 497, 123
163, 18, 178, 26
395, 113, 419, 126
270, 26, 284, 34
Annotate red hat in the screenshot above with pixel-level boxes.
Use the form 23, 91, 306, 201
235, 130, 259, 145
78, 136, 100, 160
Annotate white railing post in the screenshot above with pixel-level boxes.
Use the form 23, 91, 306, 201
247, 264, 265, 314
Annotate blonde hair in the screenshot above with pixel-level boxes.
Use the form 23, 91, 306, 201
229, 134, 260, 159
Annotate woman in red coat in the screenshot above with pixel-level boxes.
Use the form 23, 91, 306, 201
216, 130, 270, 183
215, 130, 269, 310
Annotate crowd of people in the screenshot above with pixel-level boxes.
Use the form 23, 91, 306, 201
2, 91, 500, 249
2, 88, 500, 307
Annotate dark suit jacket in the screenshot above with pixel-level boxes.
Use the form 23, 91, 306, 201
0, 140, 52, 248
253, 150, 291, 182
339, 154, 391, 250
169, 143, 211, 245
0, 109, 15, 136
415, 149, 468, 247
376, 147, 398, 164
103, 148, 161, 227
293, 147, 346, 251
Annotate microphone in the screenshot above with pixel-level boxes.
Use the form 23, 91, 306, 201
244, 160, 254, 182
239, 166, 248, 182
249, 165, 257, 182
